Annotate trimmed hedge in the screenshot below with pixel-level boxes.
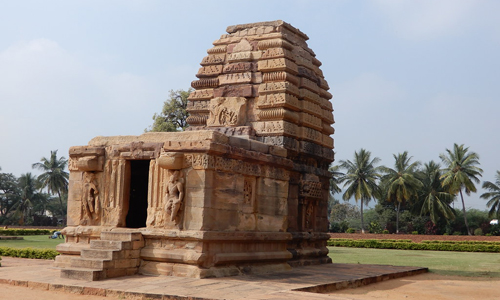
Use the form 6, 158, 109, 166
331, 238, 413, 243
0, 229, 57, 236
421, 240, 500, 245
328, 238, 500, 253
0, 247, 59, 259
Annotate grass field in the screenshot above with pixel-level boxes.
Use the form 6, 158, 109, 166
329, 246, 500, 278
0, 235, 65, 249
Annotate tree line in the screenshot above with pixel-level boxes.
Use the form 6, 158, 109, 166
330, 144, 500, 236
0, 150, 68, 226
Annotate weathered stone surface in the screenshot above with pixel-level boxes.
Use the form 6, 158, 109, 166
207, 97, 247, 127
58, 20, 335, 281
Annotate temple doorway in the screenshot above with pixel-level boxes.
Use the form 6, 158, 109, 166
125, 160, 150, 228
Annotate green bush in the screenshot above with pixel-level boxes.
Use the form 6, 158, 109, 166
0, 247, 59, 259
346, 228, 356, 233
329, 221, 349, 233
474, 228, 484, 236
327, 238, 500, 253
453, 231, 461, 236
412, 231, 419, 235
0, 229, 57, 236
368, 221, 383, 234
421, 240, 500, 245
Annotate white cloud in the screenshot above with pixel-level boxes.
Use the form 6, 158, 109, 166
372, 0, 479, 41
0, 39, 163, 176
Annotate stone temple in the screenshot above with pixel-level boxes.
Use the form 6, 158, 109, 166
55, 20, 335, 280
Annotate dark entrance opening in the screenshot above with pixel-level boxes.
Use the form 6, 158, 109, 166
126, 160, 149, 228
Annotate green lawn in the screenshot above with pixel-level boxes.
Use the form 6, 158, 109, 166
0, 235, 65, 249
329, 246, 500, 278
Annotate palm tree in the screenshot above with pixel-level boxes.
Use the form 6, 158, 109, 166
329, 164, 344, 195
11, 173, 44, 225
32, 150, 69, 216
440, 143, 483, 235
338, 149, 382, 233
381, 151, 422, 233
419, 161, 455, 225
480, 170, 500, 219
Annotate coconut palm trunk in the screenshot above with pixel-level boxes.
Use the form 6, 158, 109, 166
57, 190, 65, 217
396, 202, 401, 233
360, 200, 365, 233
459, 189, 471, 235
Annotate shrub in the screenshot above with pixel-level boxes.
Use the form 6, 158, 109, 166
0, 229, 57, 236
474, 228, 484, 236
382, 229, 389, 234
0, 247, 59, 259
453, 231, 461, 236
412, 231, 419, 235
327, 239, 500, 253
368, 221, 383, 234
346, 228, 356, 233
329, 221, 349, 233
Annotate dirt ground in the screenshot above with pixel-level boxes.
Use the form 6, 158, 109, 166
330, 232, 500, 243
330, 272, 500, 300
0, 284, 110, 300
0, 273, 498, 300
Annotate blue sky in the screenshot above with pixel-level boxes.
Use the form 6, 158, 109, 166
1, 0, 499, 210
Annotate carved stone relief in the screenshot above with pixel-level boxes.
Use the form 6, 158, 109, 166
164, 170, 184, 226
207, 97, 247, 127
81, 172, 100, 225
299, 180, 322, 199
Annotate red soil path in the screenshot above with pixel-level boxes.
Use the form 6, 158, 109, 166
329, 233, 500, 243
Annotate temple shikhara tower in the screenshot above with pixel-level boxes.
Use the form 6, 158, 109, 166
56, 20, 335, 280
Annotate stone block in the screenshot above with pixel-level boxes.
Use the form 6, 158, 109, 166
80, 249, 116, 260
183, 206, 205, 230
100, 231, 142, 242
214, 83, 255, 97
139, 261, 173, 276
196, 65, 223, 78
258, 58, 298, 74
249, 139, 269, 153
269, 145, 287, 157
114, 258, 140, 269
228, 136, 251, 150
172, 263, 203, 278
222, 62, 257, 73
256, 214, 287, 232
60, 268, 105, 281
89, 240, 123, 250
105, 268, 128, 278
70, 257, 113, 269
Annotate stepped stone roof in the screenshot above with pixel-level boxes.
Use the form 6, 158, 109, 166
186, 20, 334, 163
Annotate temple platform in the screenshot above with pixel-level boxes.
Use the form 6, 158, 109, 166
0, 256, 427, 299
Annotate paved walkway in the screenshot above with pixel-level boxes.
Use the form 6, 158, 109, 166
0, 257, 427, 299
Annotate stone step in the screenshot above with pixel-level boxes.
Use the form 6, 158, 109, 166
100, 231, 143, 242
60, 268, 105, 281
90, 239, 144, 251
53, 255, 73, 268
81, 248, 119, 260
70, 257, 113, 270
90, 240, 125, 250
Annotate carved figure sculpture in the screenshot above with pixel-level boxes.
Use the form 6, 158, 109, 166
82, 172, 100, 222
164, 171, 184, 224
